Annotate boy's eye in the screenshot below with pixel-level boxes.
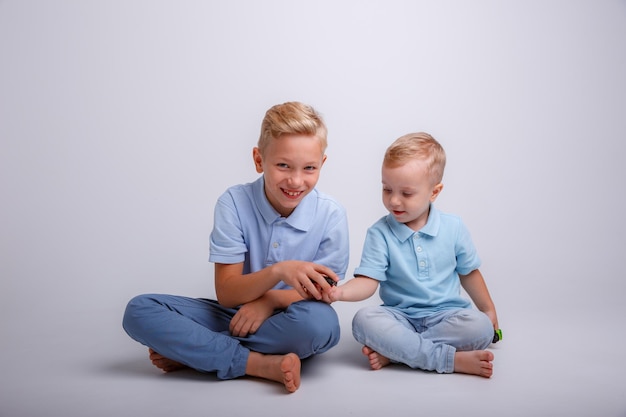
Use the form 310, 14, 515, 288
304, 165, 317, 171
277, 163, 289, 168
402, 192, 413, 197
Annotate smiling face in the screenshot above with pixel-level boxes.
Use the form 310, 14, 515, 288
253, 134, 326, 217
381, 159, 443, 231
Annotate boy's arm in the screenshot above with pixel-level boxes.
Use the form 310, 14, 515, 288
328, 276, 379, 303
215, 261, 338, 308
228, 288, 304, 337
459, 269, 499, 329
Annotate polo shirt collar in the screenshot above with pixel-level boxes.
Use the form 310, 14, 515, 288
420, 205, 441, 237
253, 176, 315, 232
386, 204, 441, 241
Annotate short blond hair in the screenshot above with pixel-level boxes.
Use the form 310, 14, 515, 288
384, 132, 446, 184
257, 102, 328, 154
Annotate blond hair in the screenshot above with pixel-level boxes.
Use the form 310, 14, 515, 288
384, 132, 446, 184
257, 101, 328, 154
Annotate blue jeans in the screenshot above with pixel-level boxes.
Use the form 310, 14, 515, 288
122, 294, 340, 379
351, 306, 493, 373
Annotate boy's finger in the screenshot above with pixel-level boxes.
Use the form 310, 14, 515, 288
310, 274, 336, 290
323, 275, 338, 286
300, 282, 321, 300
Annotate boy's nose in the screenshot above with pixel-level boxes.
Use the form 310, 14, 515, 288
288, 172, 303, 186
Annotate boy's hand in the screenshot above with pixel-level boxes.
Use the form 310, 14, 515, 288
312, 277, 340, 303
484, 310, 499, 331
326, 285, 343, 303
230, 298, 274, 337
274, 260, 339, 301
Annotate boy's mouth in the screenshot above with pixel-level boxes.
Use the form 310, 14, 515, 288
282, 189, 303, 199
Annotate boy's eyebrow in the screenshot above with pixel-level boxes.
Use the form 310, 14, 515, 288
382, 182, 419, 191
273, 156, 324, 166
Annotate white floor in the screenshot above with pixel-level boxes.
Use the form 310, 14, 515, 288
2, 297, 624, 417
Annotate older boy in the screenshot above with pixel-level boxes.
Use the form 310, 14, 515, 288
328, 132, 498, 378
123, 102, 349, 393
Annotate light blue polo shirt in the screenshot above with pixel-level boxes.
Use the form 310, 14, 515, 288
209, 176, 350, 290
354, 205, 480, 318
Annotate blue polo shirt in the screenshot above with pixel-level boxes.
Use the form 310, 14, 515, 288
354, 206, 480, 318
209, 176, 350, 289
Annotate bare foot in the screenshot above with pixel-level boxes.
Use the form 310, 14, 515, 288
454, 350, 494, 378
246, 352, 301, 393
148, 348, 187, 372
362, 346, 391, 370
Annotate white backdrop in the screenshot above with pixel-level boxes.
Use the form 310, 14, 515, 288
1, 1, 625, 415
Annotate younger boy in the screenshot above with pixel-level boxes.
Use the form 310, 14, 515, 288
123, 102, 349, 393
328, 132, 498, 378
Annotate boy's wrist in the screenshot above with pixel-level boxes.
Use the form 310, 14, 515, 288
264, 289, 301, 309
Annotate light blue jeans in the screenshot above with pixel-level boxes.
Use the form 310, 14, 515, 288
122, 294, 340, 380
352, 305, 493, 373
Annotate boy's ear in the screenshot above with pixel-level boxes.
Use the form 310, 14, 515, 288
252, 147, 264, 173
321, 154, 327, 165
430, 183, 444, 202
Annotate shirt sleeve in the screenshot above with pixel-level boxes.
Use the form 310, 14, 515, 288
209, 192, 247, 264
454, 219, 481, 275
353, 224, 389, 282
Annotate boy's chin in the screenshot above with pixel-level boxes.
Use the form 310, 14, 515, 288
279, 201, 299, 212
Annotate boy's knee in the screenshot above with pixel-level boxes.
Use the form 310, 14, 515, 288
472, 311, 494, 337
477, 313, 496, 347
352, 305, 381, 330
122, 294, 158, 336
124, 293, 153, 315
289, 300, 337, 323
287, 301, 340, 354
455, 310, 493, 349
308, 303, 340, 342
351, 305, 385, 343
